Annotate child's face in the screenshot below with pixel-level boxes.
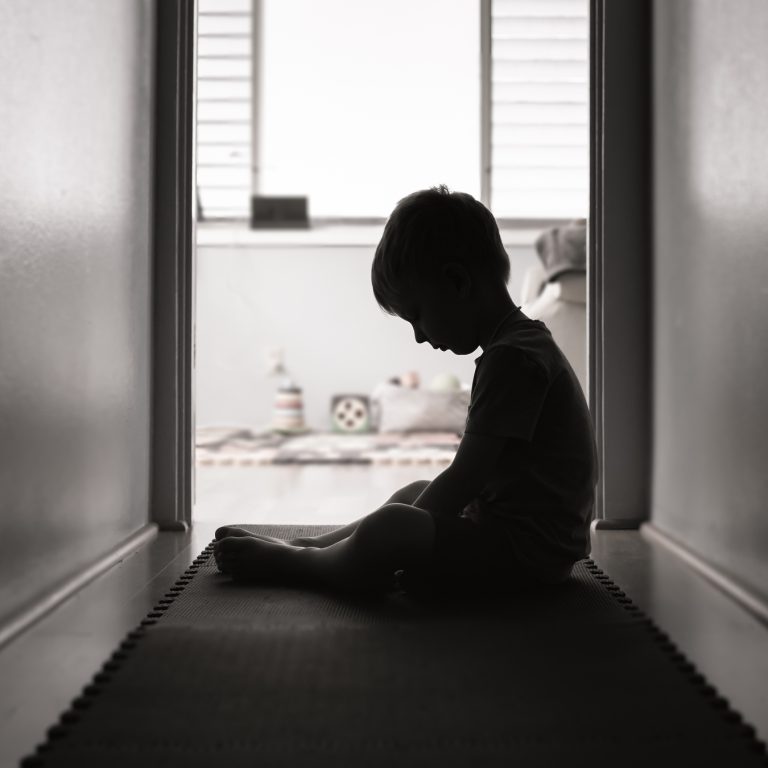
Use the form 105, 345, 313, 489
399, 265, 479, 355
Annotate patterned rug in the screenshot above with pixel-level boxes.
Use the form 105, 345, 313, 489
195, 427, 461, 466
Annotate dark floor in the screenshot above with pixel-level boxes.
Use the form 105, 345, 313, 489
0, 465, 766, 764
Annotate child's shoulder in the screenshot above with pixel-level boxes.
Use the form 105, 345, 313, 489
479, 315, 564, 383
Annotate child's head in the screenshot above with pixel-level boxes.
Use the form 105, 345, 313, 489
371, 185, 511, 354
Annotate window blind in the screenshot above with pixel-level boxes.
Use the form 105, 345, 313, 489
195, 0, 588, 222
490, 0, 589, 219
197, 0, 252, 219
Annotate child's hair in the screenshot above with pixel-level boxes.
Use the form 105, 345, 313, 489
371, 185, 510, 316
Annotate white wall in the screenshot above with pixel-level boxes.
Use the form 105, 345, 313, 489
652, 0, 768, 603
195, 241, 538, 430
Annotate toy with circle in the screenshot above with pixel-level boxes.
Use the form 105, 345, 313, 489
330, 394, 371, 433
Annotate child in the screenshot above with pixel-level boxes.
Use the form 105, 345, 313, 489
213, 186, 598, 596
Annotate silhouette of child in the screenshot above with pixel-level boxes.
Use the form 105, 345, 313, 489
214, 186, 598, 596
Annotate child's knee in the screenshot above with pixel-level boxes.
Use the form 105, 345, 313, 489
382, 502, 433, 527
357, 503, 435, 555
388, 479, 430, 505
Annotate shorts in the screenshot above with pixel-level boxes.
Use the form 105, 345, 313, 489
395, 499, 537, 597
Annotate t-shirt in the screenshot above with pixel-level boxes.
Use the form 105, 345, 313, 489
463, 305, 598, 582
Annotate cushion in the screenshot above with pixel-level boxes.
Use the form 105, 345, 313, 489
371, 382, 470, 434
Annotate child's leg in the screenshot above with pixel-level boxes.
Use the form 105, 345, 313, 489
289, 479, 431, 548
215, 479, 431, 548
214, 501, 435, 593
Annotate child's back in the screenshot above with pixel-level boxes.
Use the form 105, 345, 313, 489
462, 304, 597, 584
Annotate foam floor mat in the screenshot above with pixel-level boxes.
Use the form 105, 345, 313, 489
22, 525, 768, 767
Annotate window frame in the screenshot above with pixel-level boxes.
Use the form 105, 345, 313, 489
197, 0, 586, 229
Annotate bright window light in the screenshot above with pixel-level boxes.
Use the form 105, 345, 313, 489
258, 0, 480, 218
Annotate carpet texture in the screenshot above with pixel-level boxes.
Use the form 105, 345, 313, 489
22, 525, 768, 767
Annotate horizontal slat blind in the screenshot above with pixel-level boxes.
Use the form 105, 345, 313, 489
491, 0, 588, 218
197, 0, 251, 219
196, 0, 588, 221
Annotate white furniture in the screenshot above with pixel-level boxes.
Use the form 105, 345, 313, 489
520, 262, 587, 396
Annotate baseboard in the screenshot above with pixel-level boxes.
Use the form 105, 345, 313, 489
0, 523, 159, 650
591, 517, 642, 531
641, 523, 768, 627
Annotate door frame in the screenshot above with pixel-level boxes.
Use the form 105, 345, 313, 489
155, 0, 654, 531
589, 0, 653, 528
151, 0, 196, 530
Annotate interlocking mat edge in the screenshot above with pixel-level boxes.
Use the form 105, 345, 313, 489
21, 525, 768, 768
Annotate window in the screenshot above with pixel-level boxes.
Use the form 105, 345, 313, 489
258, 0, 479, 219
197, 0, 252, 219
489, 0, 588, 218
196, 0, 588, 222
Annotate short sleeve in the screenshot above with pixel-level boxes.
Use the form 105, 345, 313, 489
464, 347, 550, 441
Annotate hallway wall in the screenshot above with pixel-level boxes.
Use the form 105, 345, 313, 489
0, 2, 154, 629
652, 0, 768, 603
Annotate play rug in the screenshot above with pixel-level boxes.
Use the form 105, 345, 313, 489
22, 524, 767, 767
195, 428, 461, 466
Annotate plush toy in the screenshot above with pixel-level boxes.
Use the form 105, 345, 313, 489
429, 372, 461, 392
330, 394, 371, 433
387, 370, 420, 388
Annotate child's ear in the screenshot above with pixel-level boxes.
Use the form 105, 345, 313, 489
442, 262, 472, 299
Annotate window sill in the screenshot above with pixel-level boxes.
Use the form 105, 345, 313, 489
196, 221, 543, 249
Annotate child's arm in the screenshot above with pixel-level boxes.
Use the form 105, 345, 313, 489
412, 432, 507, 519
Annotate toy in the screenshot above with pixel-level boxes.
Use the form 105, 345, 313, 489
264, 347, 309, 433
273, 380, 307, 433
387, 370, 420, 388
330, 394, 371, 433
429, 372, 461, 392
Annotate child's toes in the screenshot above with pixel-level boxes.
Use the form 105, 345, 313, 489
213, 539, 234, 573
214, 536, 246, 564
216, 554, 236, 575
215, 525, 253, 540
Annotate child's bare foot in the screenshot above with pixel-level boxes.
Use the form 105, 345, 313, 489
213, 527, 292, 573
213, 536, 307, 582
215, 525, 317, 548
215, 525, 294, 546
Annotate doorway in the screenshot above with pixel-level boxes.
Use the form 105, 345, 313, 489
191, 0, 591, 529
